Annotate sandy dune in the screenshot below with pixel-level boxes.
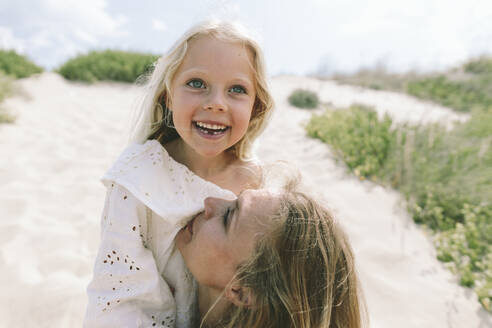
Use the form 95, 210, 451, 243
0, 73, 489, 327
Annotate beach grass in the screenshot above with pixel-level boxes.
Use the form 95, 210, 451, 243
332, 56, 492, 113
57, 50, 159, 83
0, 50, 43, 79
307, 104, 492, 311
0, 50, 43, 123
331, 67, 416, 92
0, 73, 14, 123
407, 75, 492, 112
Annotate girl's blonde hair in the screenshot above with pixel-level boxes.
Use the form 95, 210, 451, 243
129, 20, 274, 160
212, 183, 367, 328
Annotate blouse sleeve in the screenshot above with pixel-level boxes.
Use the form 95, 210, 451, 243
84, 184, 176, 328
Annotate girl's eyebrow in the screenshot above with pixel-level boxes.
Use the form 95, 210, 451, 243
179, 68, 208, 76
231, 76, 253, 85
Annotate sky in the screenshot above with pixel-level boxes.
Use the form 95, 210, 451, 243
1, 0, 492, 76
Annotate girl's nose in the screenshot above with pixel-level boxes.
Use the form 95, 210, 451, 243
204, 90, 227, 112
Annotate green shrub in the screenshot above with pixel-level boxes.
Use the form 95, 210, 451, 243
407, 76, 492, 112
435, 204, 492, 310
464, 56, 492, 74
0, 50, 43, 79
288, 89, 319, 109
306, 105, 395, 177
57, 50, 159, 83
307, 105, 492, 311
462, 108, 492, 138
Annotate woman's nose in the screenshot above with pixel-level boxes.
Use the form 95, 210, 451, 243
203, 197, 219, 219
203, 197, 230, 219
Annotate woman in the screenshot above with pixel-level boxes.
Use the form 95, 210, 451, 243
177, 185, 367, 328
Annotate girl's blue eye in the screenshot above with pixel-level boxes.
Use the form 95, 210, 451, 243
187, 79, 205, 89
230, 85, 246, 94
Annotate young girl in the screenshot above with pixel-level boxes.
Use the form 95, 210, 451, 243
178, 183, 366, 328
84, 20, 273, 327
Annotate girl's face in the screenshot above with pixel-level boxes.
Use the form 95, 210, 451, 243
176, 189, 280, 291
169, 36, 256, 158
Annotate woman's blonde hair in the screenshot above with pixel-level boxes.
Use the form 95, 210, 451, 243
211, 183, 367, 328
129, 20, 274, 160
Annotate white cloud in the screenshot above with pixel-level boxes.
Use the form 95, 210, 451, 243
0, 27, 26, 53
2, 0, 492, 74
301, 0, 492, 73
0, 0, 128, 68
203, 0, 241, 20
152, 19, 168, 32
29, 31, 52, 48
74, 28, 98, 45
43, 0, 126, 37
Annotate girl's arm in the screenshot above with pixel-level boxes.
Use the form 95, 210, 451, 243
84, 184, 176, 328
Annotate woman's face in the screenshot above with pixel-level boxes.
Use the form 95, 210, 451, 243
176, 189, 280, 290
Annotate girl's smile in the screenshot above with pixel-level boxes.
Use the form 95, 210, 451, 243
193, 120, 230, 139
169, 36, 256, 159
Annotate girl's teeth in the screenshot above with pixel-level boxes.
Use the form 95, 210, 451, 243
196, 122, 227, 130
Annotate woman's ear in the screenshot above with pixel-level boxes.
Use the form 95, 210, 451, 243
224, 282, 254, 308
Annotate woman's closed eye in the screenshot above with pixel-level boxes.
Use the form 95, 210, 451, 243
223, 207, 231, 229
186, 79, 206, 89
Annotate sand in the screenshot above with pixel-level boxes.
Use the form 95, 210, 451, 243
0, 72, 489, 327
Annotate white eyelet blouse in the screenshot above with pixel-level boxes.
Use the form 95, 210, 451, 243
84, 140, 236, 328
